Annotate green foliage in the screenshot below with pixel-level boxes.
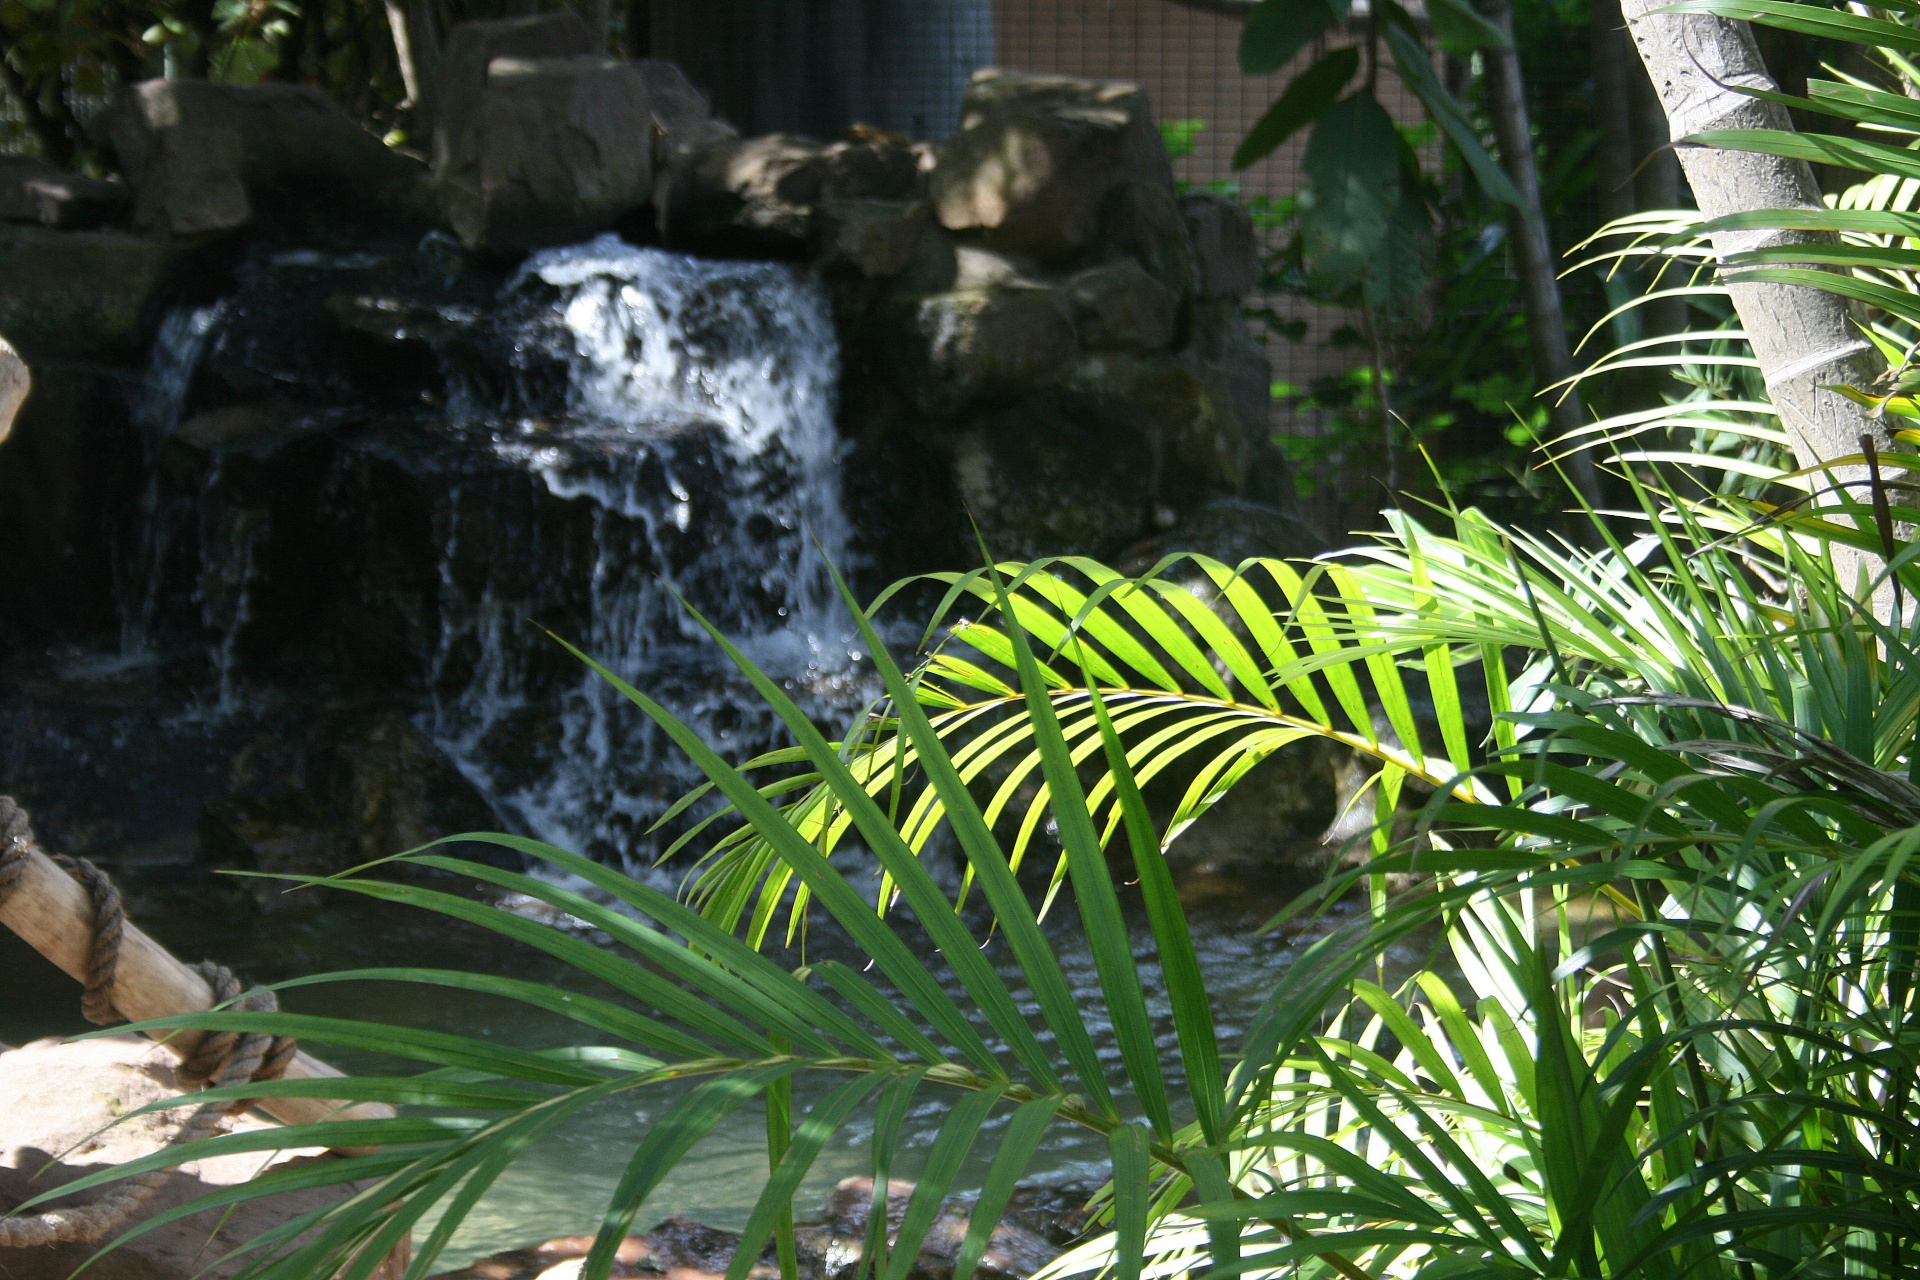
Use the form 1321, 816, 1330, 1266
37, 446, 1920, 1277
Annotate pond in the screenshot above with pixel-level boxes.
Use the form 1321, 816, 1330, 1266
3, 840, 1437, 1270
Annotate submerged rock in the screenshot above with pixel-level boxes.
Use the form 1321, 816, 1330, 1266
431, 1178, 1079, 1280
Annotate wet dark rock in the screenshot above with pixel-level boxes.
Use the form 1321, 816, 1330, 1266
804, 1177, 1064, 1280
1066, 259, 1176, 353
0, 224, 182, 360
107, 79, 432, 237
1115, 497, 1325, 575
431, 1180, 1081, 1280
1180, 191, 1259, 299
435, 50, 654, 252
0, 156, 127, 229
952, 396, 1154, 560
201, 709, 507, 895
932, 70, 1174, 259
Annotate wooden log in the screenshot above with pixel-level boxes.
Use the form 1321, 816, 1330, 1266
1, 843, 395, 1131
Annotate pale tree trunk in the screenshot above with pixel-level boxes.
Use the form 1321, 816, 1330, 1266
1478, 0, 1605, 509
1620, 0, 1889, 495
383, 0, 443, 139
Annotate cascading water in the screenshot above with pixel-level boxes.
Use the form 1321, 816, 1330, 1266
120, 232, 867, 863
425, 237, 862, 858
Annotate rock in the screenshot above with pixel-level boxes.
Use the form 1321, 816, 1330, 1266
0, 335, 27, 447
661, 132, 919, 255
951, 244, 1036, 290
953, 396, 1153, 560
1062, 356, 1247, 509
632, 57, 712, 136
931, 70, 1175, 259
435, 53, 654, 252
814, 137, 923, 202
0, 156, 126, 229
1097, 180, 1197, 299
816, 199, 929, 277
809, 1177, 1063, 1280
107, 79, 431, 237
1115, 497, 1325, 575
201, 710, 507, 893
0, 224, 180, 359
1185, 297, 1283, 503
1155, 737, 1345, 887
910, 287, 1078, 403
431, 12, 597, 189
1180, 192, 1259, 298
1066, 260, 1176, 353
663, 132, 825, 252
0, 1035, 407, 1279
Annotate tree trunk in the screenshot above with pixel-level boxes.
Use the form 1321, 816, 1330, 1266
383, 0, 443, 141
648, 0, 993, 140
1592, 0, 1638, 229
1619, 0, 1887, 485
1478, 0, 1604, 508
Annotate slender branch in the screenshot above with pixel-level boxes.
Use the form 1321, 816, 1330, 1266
1476, 0, 1604, 511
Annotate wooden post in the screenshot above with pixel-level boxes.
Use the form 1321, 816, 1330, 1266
1, 844, 395, 1132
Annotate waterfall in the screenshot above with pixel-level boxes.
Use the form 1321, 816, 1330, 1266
426, 237, 860, 860
121, 234, 864, 864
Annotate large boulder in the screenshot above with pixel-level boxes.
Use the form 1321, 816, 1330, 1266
0, 1035, 407, 1280
930, 70, 1175, 259
107, 80, 432, 237
908, 286, 1079, 404
660, 130, 922, 255
434, 28, 654, 252
0, 156, 126, 229
0, 225, 180, 359
952, 396, 1155, 560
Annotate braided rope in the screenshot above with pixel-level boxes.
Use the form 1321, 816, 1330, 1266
0, 797, 299, 1250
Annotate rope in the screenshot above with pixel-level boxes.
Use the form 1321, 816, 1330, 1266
0, 796, 300, 1251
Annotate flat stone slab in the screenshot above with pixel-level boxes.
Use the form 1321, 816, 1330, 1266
0, 1035, 403, 1280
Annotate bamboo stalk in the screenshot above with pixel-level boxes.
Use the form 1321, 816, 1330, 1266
1, 844, 395, 1131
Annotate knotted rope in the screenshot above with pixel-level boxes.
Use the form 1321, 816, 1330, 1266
0, 797, 298, 1249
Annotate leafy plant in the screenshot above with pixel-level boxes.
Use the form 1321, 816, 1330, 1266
19, 436, 1920, 1277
